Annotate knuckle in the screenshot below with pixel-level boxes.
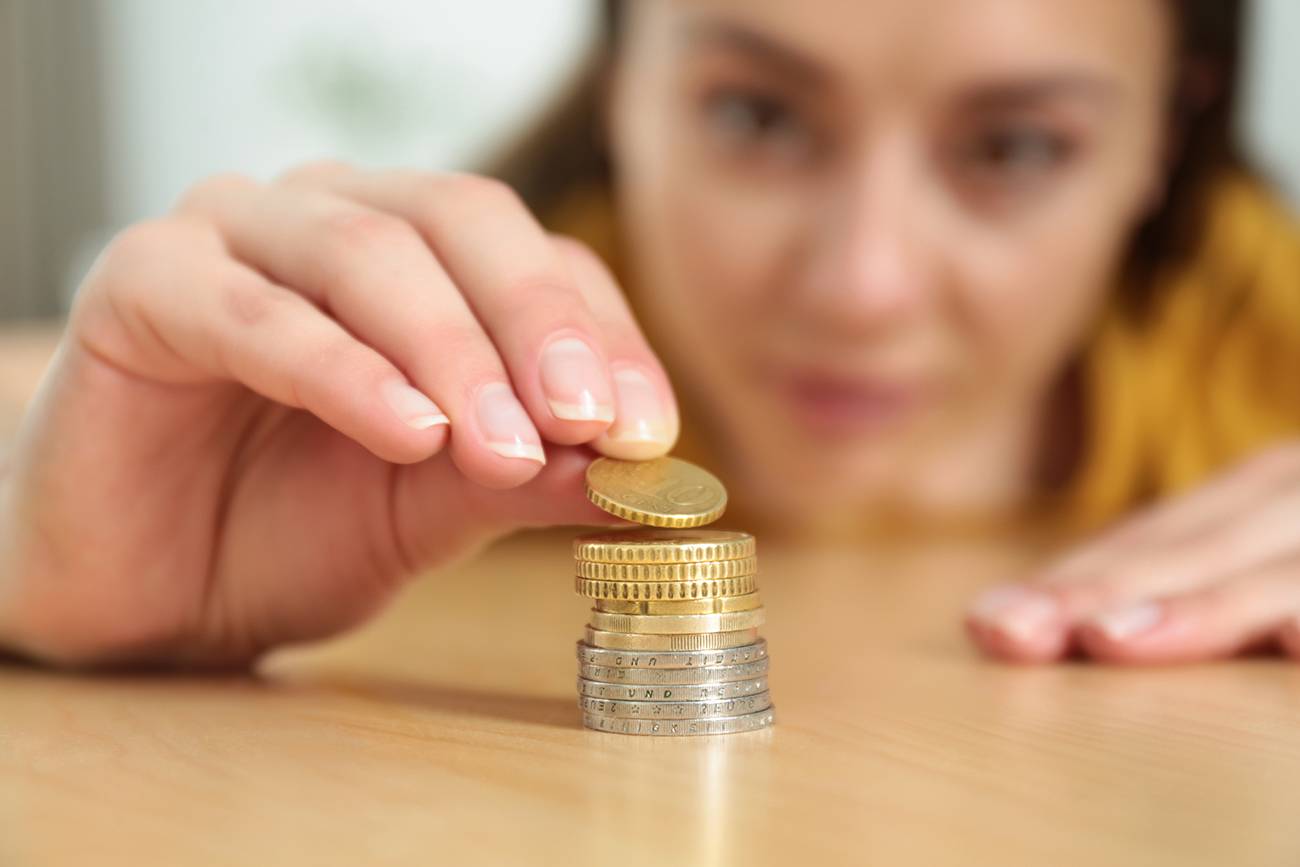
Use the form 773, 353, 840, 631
100, 219, 184, 272
320, 208, 418, 257
89, 219, 193, 306
433, 172, 523, 212
275, 158, 354, 187
217, 272, 281, 327
175, 171, 258, 213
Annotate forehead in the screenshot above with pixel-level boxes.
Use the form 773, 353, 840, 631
650, 0, 1170, 93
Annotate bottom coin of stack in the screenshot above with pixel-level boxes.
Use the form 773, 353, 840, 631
573, 528, 775, 736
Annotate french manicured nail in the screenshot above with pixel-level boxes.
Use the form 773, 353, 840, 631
477, 382, 546, 464
1092, 602, 1162, 640
596, 367, 677, 459
383, 380, 449, 430
539, 337, 615, 422
968, 585, 1059, 643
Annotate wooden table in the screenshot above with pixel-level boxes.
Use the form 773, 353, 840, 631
3, 322, 1299, 866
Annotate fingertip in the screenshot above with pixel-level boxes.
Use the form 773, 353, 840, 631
593, 365, 679, 461
965, 616, 1068, 664
593, 433, 676, 461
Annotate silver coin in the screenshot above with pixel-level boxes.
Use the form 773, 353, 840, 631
582, 707, 775, 736
577, 657, 770, 685
579, 691, 772, 719
578, 675, 768, 702
575, 639, 768, 670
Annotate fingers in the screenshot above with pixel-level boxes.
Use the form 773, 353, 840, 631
79, 218, 448, 464
1075, 561, 1300, 663
555, 236, 679, 459
964, 585, 1071, 663
1039, 444, 1300, 586
178, 173, 547, 489
292, 169, 623, 447
966, 446, 1300, 665
1049, 486, 1300, 620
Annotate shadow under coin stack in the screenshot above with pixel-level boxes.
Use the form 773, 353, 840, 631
573, 457, 775, 736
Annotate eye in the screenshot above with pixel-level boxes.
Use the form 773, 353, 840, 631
961, 126, 1074, 179
699, 86, 817, 165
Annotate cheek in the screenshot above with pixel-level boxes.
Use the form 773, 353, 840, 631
954, 201, 1132, 395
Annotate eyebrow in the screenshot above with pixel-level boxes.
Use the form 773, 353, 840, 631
684, 20, 830, 88
960, 75, 1119, 111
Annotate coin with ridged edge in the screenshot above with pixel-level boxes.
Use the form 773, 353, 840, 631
577, 657, 771, 684
585, 457, 727, 528
576, 557, 757, 582
574, 529, 755, 564
576, 639, 768, 670
594, 592, 762, 615
574, 574, 758, 601
582, 707, 775, 736
584, 626, 759, 651
579, 690, 772, 719
577, 676, 768, 701
588, 607, 766, 635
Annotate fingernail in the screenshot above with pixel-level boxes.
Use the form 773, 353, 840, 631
539, 337, 615, 422
968, 584, 1059, 643
1092, 602, 1162, 641
596, 367, 678, 460
476, 382, 546, 464
382, 380, 449, 430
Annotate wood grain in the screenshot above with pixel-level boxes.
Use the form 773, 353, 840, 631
2, 323, 1299, 866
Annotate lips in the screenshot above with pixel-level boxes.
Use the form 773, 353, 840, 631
773, 368, 927, 437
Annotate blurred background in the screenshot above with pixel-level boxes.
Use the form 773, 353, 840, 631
0, 0, 1296, 322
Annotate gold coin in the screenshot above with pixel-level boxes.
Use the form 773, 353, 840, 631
595, 592, 763, 615
574, 574, 758, 601
576, 557, 757, 582
588, 608, 766, 635
573, 529, 755, 564
585, 457, 727, 528
583, 626, 760, 651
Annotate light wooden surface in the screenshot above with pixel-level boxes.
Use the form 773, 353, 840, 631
2, 323, 1299, 867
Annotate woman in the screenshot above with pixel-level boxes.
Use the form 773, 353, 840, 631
0, 0, 1296, 668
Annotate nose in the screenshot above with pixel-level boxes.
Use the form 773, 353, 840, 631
798, 134, 935, 332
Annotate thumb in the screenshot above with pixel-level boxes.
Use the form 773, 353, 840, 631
391, 445, 627, 572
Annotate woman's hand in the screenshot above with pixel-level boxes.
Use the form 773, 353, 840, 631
0, 164, 678, 668
966, 444, 1300, 663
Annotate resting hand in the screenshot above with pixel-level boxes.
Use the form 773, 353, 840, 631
966, 444, 1300, 663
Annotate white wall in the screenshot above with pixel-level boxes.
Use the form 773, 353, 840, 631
1243, 0, 1300, 205
97, 0, 597, 228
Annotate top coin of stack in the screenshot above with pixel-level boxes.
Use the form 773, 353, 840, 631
573, 457, 775, 736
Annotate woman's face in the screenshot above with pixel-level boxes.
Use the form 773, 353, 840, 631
609, 0, 1172, 526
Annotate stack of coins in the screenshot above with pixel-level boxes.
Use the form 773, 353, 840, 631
573, 457, 775, 736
